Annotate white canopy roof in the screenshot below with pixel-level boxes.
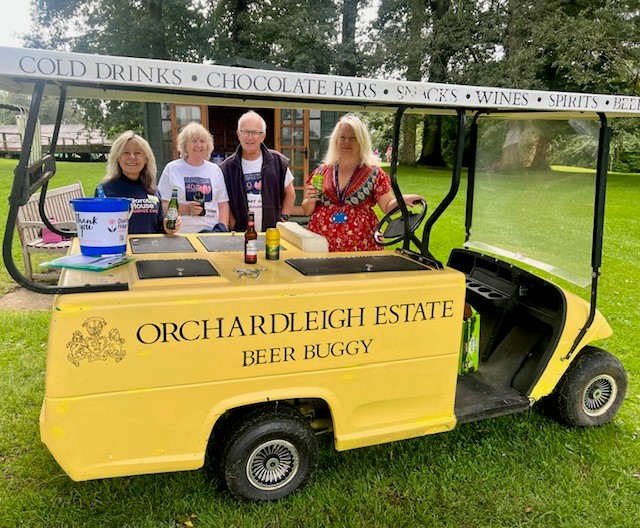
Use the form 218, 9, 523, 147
1, 46, 640, 117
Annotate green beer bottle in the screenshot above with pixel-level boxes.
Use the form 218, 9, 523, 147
166, 188, 179, 230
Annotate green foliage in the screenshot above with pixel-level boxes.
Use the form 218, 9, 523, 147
0, 91, 82, 126
539, 5, 640, 94
25, 0, 211, 132
610, 118, 640, 172
28, 0, 208, 61
206, 0, 370, 75
551, 135, 599, 169
79, 99, 144, 138
362, 112, 396, 154
17, 0, 640, 170
495, 0, 640, 94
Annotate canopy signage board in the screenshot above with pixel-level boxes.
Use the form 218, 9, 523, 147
2, 46, 640, 115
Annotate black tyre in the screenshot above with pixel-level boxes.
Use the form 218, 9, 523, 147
221, 404, 318, 502
553, 346, 628, 427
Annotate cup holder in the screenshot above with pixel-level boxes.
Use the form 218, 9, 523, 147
465, 278, 508, 302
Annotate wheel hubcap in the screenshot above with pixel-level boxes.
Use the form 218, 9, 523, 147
246, 439, 300, 491
582, 374, 617, 417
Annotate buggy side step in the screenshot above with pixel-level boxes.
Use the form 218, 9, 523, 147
455, 373, 530, 425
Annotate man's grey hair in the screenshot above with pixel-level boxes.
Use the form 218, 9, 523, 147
238, 110, 267, 133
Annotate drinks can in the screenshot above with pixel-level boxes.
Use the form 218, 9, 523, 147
312, 173, 323, 193
265, 228, 280, 260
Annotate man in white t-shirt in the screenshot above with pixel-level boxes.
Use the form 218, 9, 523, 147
221, 111, 295, 232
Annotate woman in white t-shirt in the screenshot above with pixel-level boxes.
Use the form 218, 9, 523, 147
158, 123, 230, 233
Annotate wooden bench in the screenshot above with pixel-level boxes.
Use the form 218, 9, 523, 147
16, 181, 84, 281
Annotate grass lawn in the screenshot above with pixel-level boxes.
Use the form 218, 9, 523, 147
0, 159, 639, 527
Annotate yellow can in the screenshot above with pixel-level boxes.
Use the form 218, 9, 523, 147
265, 227, 280, 260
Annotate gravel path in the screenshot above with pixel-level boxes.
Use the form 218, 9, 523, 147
0, 287, 53, 310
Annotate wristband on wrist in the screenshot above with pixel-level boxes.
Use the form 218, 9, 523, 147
279, 214, 289, 221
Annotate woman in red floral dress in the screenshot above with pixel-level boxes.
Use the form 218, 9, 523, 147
302, 114, 423, 252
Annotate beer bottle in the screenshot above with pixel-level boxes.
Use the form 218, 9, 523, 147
166, 188, 179, 230
244, 212, 258, 264
193, 190, 206, 216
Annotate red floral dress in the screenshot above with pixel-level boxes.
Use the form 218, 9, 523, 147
306, 163, 391, 252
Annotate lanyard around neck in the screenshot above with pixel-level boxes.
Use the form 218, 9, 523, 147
334, 163, 360, 205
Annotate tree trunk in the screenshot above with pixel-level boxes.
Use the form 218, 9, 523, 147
340, 0, 359, 76
147, 0, 168, 59
400, 0, 426, 166
417, 115, 445, 166
229, 0, 250, 53
401, 114, 418, 166
417, 0, 452, 166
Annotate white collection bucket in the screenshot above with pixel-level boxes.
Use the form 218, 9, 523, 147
70, 198, 131, 256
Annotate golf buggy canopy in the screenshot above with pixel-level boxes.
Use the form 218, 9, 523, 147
2, 46, 640, 295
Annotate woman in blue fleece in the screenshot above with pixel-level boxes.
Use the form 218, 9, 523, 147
95, 131, 181, 234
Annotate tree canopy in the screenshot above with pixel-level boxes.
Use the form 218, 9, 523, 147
15, 0, 640, 167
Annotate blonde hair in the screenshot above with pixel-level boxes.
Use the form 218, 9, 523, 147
177, 122, 214, 160
324, 113, 378, 167
104, 131, 157, 192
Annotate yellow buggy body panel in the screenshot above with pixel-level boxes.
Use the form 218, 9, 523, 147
40, 232, 466, 481
527, 290, 612, 400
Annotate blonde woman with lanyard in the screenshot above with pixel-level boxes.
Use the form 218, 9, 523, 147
302, 113, 423, 252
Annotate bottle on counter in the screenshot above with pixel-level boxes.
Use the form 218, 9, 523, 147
193, 190, 206, 216
96, 185, 106, 198
166, 188, 179, 230
265, 227, 280, 261
244, 211, 258, 264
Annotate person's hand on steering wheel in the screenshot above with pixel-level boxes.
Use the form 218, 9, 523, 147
374, 195, 428, 246
380, 193, 426, 213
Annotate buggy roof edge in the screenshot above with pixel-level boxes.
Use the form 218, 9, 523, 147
2, 46, 640, 118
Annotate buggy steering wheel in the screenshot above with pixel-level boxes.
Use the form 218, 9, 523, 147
374, 199, 428, 246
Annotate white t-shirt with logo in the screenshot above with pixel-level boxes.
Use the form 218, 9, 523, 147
158, 159, 229, 233
242, 155, 293, 231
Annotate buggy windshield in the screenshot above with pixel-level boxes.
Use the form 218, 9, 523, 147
467, 117, 600, 287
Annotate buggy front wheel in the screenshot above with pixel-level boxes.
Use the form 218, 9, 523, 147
552, 346, 627, 427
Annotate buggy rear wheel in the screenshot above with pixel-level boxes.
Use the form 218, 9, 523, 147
552, 346, 627, 427
221, 404, 318, 502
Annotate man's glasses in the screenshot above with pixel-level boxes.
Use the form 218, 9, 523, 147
239, 129, 264, 138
